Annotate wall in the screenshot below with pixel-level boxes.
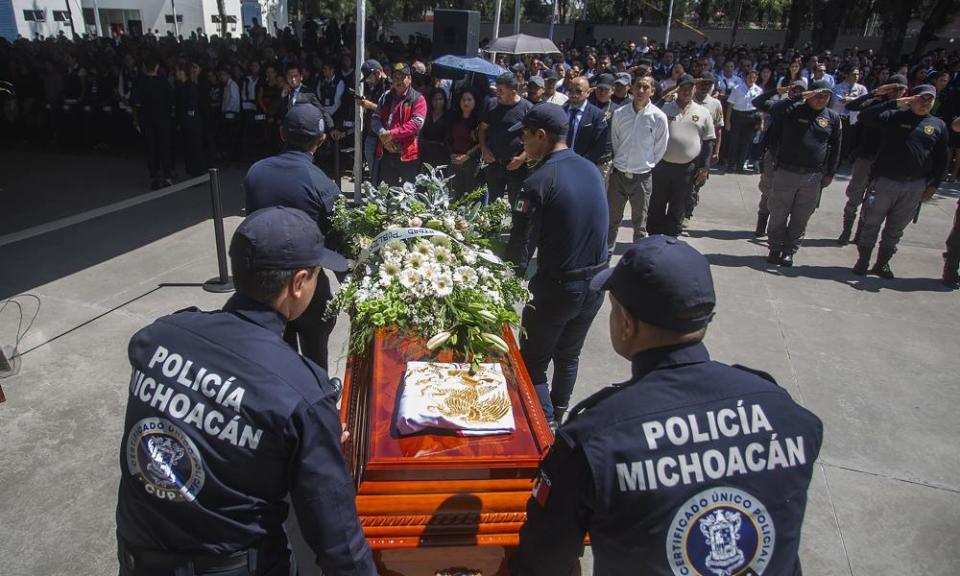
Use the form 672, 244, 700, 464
6, 0, 86, 39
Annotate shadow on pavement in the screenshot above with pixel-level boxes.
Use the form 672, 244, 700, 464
686, 229, 756, 241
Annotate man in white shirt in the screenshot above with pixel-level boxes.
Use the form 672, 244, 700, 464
608, 75, 669, 251
830, 66, 868, 163
543, 69, 568, 106
724, 68, 763, 173
219, 68, 241, 159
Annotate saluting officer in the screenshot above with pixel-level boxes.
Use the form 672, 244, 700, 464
835, 75, 908, 245
506, 103, 609, 429
511, 236, 823, 576
649, 74, 715, 236
244, 104, 344, 371
765, 79, 842, 267
852, 84, 949, 278
116, 207, 376, 576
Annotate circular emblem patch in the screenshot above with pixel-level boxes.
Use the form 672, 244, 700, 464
667, 487, 775, 576
126, 418, 205, 502
816, 117, 829, 128
924, 125, 935, 135
692, 114, 700, 122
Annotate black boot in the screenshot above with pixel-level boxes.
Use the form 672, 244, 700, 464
852, 246, 872, 276
943, 252, 960, 289
779, 252, 794, 267
767, 249, 781, 265
871, 248, 896, 279
755, 213, 769, 238
553, 405, 568, 426
837, 217, 855, 245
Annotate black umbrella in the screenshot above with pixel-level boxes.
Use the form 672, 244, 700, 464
483, 34, 562, 55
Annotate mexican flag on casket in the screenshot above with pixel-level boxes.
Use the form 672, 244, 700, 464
339, 325, 553, 576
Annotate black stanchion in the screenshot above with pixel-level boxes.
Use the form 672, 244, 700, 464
203, 168, 235, 293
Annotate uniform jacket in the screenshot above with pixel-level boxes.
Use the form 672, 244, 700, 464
511, 342, 823, 576
116, 295, 376, 575
371, 86, 426, 162
563, 100, 612, 165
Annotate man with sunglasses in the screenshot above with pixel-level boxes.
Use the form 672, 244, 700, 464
852, 84, 949, 278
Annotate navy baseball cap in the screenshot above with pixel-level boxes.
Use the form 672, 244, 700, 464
590, 236, 716, 332
509, 102, 568, 135
361, 59, 382, 79
283, 104, 325, 137
696, 72, 715, 84
230, 207, 349, 271
595, 73, 615, 89
809, 79, 832, 92
615, 72, 633, 85
889, 74, 908, 87
677, 73, 695, 87
911, 84, 936, 98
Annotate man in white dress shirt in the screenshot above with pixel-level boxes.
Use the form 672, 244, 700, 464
607, 75, 669, 252
725, 68, 763, 172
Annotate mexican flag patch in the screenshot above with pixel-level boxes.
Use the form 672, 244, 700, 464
532, 470, 552, 507
514, 199, 530, 214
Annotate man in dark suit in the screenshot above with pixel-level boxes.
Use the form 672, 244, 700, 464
562, 76, 611, 166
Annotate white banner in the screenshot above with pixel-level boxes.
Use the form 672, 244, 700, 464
357, 227, 502, 265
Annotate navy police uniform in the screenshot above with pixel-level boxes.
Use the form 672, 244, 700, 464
506, 103, 609, 425
244, 105, 344, 371
512, 237, 824, 576
852, 84, 949, 278
117, 207, 376, 576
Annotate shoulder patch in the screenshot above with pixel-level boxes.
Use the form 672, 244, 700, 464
514, 198, 531, 214
692, 114, 700, 122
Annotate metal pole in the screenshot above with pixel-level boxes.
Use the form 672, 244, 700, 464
490, 0, 502, 62
513, 0, 520, 34
664, 0, 674, 47
353, 0, 365, 202
203, 168, 235, 293
92, 0, 103, 37
63, 0, 77, 38
549, 0, 558, 40
730, 0, 744, 46
171, 0, 180, 37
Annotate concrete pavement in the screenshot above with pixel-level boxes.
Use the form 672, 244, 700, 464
0, 149, 958, 575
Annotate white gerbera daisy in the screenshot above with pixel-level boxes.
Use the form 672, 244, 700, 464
462, 250, 477, 265
429, 234, 452, 247
454, 266, 479, 287
409, 216, 423, 227
379, 261, 402, 285
433, 245, 453, 265
385, 239, 407, 254
404, 252, 426, 270
399, 268, 420, 288
412, 239, 435, 257
431, 272, 454, 297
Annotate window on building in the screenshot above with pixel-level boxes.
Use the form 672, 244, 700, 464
226, 15, 237, 23
53, 11, 71, 22
23, 9, 46, 22
211, 15, 220, 23
164, 14, 183, 23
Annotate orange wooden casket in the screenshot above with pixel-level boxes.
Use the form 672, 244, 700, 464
339, 327, 554, 576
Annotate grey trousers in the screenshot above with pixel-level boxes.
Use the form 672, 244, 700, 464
767, 168, 823, 254
858, 177, 926, 253
843, 155, 874, 221
757, 150, 775, 216
607, 168, 653, 250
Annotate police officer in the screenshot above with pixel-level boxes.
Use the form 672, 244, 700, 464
116, 206, 377, 576
765, 79, 841, 266
835, 75, 908, 245
852, 84, 949, 278
244, 104, 344, 371
650, 74, 715, 236
506, 103, 609, 428
511, 236, 823, 576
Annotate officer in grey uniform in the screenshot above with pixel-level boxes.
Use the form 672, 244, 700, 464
852, 84, 949, 278
511, 236, 823, 576
765, 79, 841, 267
649, 74, 715, 236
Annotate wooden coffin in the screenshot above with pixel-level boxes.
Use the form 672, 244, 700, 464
340, 327, 554, 576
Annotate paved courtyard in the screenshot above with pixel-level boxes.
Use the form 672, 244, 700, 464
1, 148, 958, 575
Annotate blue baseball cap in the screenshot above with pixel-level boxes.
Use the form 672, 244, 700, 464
230, 207, 349, 271
508, 102, 569, 136
590, 236, 716, 332
283, 104, 325, 137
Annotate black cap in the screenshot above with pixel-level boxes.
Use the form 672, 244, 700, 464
360, 59, 382, 79
542, 69, 559, 81
391, 62, 411, 76
590, 236, 716, 333
615, 72, 633, 85
696, 72, 715, 84
527, 75, 545, 88
230, 207, 349, 271
283, 104, 325, 137
508, 102, 568, 136
595, 73, 615, 88
809, 79, 832, 92
496, 71, 520, 89
677, 73, 695, 87
888, 74, 908, 87
911, 84, 936, 98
